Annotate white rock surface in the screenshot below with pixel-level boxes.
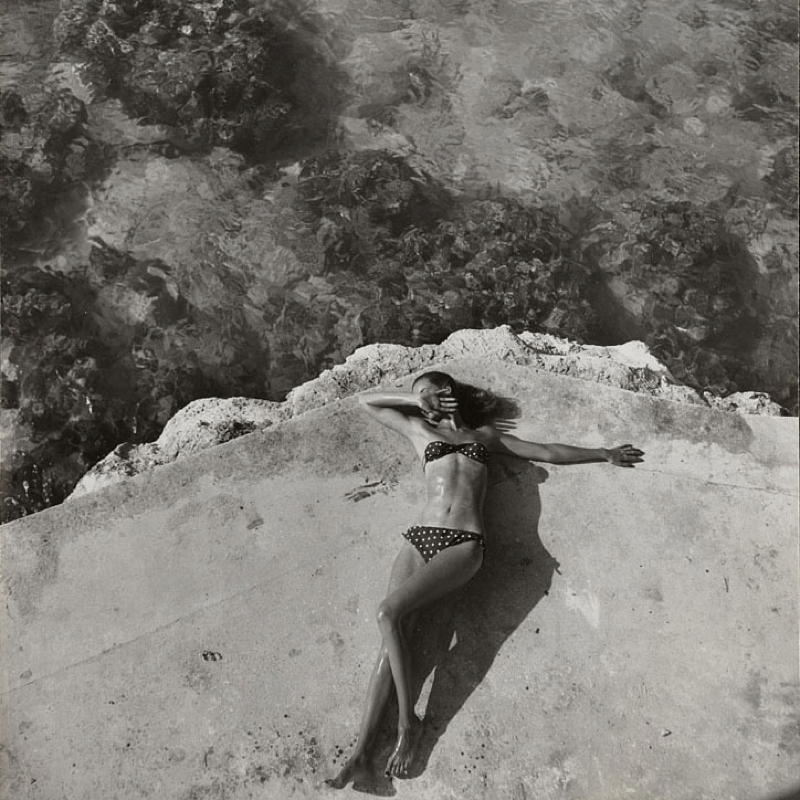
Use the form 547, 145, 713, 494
6, 349, 798, 800
703, 391, 785, 417
68, 326, 784, 499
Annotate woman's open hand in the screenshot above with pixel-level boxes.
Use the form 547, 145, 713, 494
419, 389, 459, 423
605, 444, 645, 467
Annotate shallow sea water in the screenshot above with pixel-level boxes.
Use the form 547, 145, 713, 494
1, 0, 797, 518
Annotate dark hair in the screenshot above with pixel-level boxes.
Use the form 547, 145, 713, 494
412, 371, 508, 428
412, 371, 455, 393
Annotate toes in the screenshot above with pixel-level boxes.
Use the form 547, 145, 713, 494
385, 757, 403, 778
384, 755, 407, 779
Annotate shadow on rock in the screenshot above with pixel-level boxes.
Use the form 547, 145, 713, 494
758, 786, 800, 800
408, 458, 556, 776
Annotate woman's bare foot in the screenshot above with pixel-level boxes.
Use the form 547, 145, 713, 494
325, 752, 372, 790
385, 716, 422, 778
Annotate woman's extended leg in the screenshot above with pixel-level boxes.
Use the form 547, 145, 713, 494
325, 542, 425, 789
377, 541, 483, 778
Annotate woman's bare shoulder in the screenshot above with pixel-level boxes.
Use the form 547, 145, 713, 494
475, 423, 521, 452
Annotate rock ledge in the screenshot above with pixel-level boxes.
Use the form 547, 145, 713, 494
69, 326, 782, 499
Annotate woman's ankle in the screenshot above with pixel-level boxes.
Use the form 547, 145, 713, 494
397, 714, 420, 732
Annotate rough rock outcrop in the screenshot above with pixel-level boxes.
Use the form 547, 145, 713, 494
69, 326, 782, 499
703, 390, 787, 416
69, 397, 286, 499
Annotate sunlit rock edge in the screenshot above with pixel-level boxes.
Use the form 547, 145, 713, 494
67, 325, 782, 500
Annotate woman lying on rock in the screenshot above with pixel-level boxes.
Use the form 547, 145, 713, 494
325, 371, 644, 789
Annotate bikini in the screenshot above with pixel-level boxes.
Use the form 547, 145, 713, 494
402, 441, 489, 563
421, 440, 490, 467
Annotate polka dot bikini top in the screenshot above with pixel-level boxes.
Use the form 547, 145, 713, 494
423, 440, 490, 469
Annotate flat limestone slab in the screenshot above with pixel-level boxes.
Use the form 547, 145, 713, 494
2, 361, 798, 800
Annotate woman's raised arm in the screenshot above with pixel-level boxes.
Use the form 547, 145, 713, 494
359, 388, 459, 435
358, 392, 424, 436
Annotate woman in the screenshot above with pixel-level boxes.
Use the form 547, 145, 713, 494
326, 371, 644, 788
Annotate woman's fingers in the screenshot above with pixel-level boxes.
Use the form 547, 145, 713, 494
420, 388, 457, 419
611, 444, 645, 466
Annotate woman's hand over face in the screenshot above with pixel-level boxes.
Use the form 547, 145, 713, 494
420, 388, 459, 423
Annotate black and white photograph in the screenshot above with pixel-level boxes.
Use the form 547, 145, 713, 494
1, 0, 797, 798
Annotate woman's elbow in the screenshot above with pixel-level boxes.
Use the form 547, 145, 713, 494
533, 446, 558, 463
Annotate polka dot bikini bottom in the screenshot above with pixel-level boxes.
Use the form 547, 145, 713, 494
402, 525, 485, 564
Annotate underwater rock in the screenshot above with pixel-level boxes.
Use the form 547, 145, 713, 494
585, 193, 798, 410
682, 116, 708, 137
54, 0, 343, 156
86, 151, 332, 394
0, 86, 106, 247
343, 29, 420, 111
764, 144, 799, 217
0, 265, 117, 520
84, 150, 369, 396
89, 151, 311, 285
295, 150, 599, 345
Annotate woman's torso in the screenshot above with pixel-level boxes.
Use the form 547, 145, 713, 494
411, 427, 491, 534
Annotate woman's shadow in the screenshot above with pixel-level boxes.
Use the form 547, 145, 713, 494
354, 454, 558, 795
410, 456, 557, 772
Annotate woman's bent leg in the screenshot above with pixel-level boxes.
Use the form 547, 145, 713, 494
324, 646, 392, 789
377, 541, 483, 778
326, 542, 425, 789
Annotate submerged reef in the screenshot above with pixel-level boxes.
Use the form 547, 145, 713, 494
52, 0, 343, 156
0, 86, 108, 248
294, 149, 600, 346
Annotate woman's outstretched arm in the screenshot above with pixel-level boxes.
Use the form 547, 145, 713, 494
492, 432, 644, 467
